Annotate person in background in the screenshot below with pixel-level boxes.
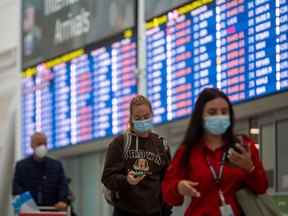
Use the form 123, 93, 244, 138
162, 88, 268, 216
12, 132, 69, 210
66, 177, 77, 216
102, 95, 172, 216
22, 3, 42, 57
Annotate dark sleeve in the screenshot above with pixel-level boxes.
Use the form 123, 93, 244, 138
160, 140, 173, 216
160, 139, 172, 180
57, 162, 69, 203
12, 162, 24, 196
101, 136, 130, 192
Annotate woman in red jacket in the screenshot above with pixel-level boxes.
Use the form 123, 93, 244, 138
162, 88, 268, 216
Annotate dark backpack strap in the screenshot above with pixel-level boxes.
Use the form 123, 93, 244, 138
158, 135, 171, 160
122, 131, 133, 159
160, 136, 168, 150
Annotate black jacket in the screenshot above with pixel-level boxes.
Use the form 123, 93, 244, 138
12, 156, 68, 206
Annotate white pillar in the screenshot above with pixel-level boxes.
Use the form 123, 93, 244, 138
136, 0, 147, 96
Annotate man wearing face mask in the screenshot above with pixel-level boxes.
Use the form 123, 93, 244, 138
12, 132, 69, 210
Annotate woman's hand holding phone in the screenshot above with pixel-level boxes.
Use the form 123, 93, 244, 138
228, 143, 255, 172
127, 170, 145, 185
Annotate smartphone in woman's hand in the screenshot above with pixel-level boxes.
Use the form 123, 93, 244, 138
134, 170, 144, 177
231, 142, 248, 154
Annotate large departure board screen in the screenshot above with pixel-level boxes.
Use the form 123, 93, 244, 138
22, 0, 288, 153
146, 0, 288, 124
21, 30, 137, 154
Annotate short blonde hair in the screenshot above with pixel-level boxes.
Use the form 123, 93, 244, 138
129, 95, 153, 115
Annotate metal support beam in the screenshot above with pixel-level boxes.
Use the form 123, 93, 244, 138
136, 0, 147, 96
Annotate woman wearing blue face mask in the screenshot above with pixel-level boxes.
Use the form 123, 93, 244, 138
102, 95, 172, 216
162, 88, 268, 216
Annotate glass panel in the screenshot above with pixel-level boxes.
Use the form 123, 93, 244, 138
63, 151, 112, 216
62, 158, 81, 215
261, 123, 275, 191
277, 119, 288, 192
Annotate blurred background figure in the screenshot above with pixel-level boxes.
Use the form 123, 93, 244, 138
22, 2, 42, 57
12, 132, 69, 210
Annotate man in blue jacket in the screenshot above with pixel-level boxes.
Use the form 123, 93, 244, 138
12, 132, 68, 210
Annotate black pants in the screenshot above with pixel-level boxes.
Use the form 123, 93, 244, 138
113, 207, 161, 216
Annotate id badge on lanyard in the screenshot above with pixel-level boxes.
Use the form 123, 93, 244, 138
219, 190, 234, 216
206, 152, 234, 216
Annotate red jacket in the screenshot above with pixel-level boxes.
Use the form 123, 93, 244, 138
162, 136, 268, 216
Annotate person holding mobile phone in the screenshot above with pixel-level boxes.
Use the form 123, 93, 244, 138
162, 88, 268, 216
102, 95, 172, 216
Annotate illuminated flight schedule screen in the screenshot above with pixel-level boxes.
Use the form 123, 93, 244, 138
21, 30, 137, 154
146, 0, 288, 124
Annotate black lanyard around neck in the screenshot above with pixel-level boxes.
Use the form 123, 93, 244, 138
206, 151, 227, 185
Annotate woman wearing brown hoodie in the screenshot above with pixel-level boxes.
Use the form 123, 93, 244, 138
102, 95, 172, 216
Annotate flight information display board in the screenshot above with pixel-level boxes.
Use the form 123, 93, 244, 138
21, 30, 137, 154
146, 0, 288, 124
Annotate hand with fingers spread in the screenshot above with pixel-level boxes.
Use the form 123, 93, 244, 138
127, 170, 145, 185
228, 143, 254, 172
177, 180, 201, 198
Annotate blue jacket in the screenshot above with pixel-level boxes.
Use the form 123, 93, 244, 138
12, 156, 68, 206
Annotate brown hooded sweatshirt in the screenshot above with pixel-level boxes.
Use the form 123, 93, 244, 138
101, 132, 171, 215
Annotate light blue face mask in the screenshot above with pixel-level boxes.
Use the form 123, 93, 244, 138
133, 118, 153, 133
204, 115, 230, 135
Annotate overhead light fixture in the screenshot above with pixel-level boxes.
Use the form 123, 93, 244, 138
250, 128, 260, 135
